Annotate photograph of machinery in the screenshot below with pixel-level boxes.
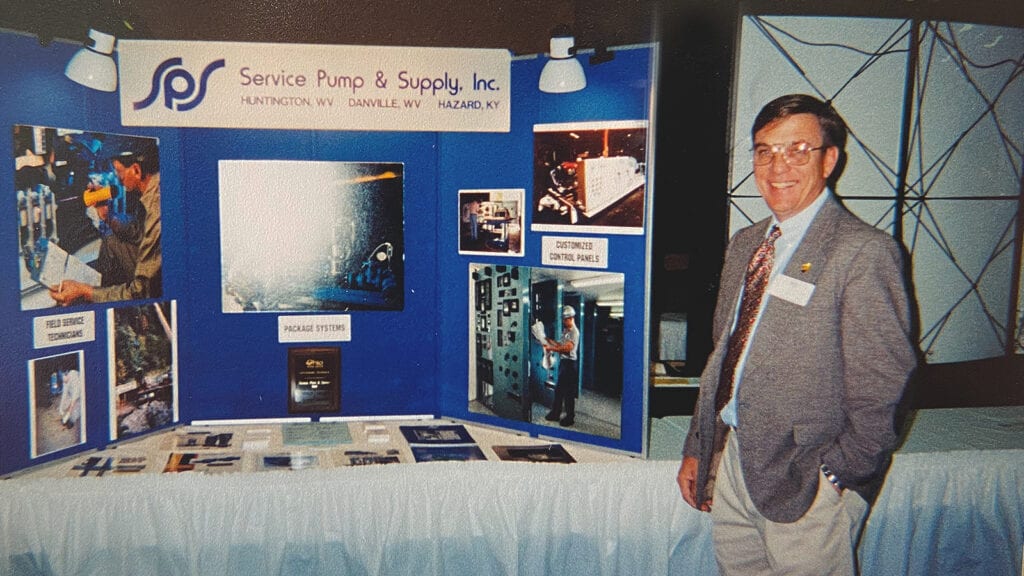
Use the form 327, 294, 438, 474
28, 350, 86, 458
532, 120, 647, 234
219, 160, 404, 312
458, 188, 524, 256
109, 301, 178, 441
13, 126, 161, 310
468, 263, 623, 439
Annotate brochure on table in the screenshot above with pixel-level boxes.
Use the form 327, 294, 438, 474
0, 30, 657, 477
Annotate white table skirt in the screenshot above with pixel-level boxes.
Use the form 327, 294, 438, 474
1, 460, 714, 576
3, 407, 1023, 575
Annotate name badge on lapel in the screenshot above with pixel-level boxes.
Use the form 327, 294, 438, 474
769, 274, 815, 306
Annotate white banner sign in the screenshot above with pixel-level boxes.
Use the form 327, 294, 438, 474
119, 41, 510, 132
278, 314, 352, 343
541, 236, 609, 268
33, 311, 96, 348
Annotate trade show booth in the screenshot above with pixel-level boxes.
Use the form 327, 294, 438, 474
0, 28, 657, 478
2, 6, 1023, 576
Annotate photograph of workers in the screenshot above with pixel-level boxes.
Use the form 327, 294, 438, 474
531, 120, 648, 234
13, 126, 162, 310
468, 264, 623, 439
28, 350, 86, 458
219, 160, 404, 312
458, 188, 524, 256
108, 301, 178, 441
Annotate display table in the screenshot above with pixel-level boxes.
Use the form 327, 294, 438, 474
1, 419, 709, 576
2, 408, 1023, 576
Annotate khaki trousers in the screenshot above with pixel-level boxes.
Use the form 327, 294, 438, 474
711, 431, 869, 576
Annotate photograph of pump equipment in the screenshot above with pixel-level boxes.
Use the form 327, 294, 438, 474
13, 126, 161, 310
108, 301, 178, 441
28, 350, 86, 458
532, 120, 647, 234
468, 263, 623, 439
219, 160, 404, 312
458, 188, 524, 256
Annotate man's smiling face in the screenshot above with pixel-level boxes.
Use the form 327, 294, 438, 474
753, 113, 838, 222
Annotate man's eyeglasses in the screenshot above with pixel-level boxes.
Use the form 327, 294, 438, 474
752, 141, 827, 166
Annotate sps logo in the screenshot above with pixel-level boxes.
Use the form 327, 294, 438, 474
133, 58, 226, 112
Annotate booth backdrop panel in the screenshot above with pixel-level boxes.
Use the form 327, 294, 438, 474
0, 31, 184, 475
436, 48, 656, 453
0, 31, 658, 476
177, 128, 440, 421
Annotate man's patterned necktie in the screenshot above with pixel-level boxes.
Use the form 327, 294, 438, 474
715, 225, 782, 414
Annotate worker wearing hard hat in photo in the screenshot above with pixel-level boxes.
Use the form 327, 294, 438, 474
51, 142, 162, 305
543, 305, 580, 427
85, 184, 145, 288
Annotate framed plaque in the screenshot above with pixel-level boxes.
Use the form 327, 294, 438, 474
287, 347, 341, 413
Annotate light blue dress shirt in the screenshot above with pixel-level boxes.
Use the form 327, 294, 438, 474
720, 189, 832, 428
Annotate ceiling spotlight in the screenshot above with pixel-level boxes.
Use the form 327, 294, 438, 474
539, 27, 586, 94
65, 28, 118, 92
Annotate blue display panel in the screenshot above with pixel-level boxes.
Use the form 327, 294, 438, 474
175, 127, 440, 423
0, 31, 656, 475
0, 33, 185, 475
438, 47, 656, 453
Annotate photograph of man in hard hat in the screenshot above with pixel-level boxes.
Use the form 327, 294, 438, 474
544, 304, 580, 427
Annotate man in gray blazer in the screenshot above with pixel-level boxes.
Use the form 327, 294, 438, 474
677, 94, 917, 575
